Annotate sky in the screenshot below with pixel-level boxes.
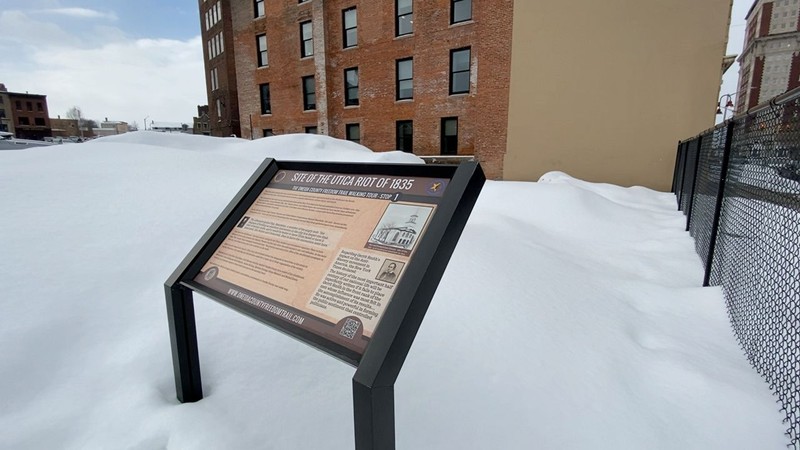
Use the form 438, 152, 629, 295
0, 0, 752, 128
0, 0, 205, 127
0, 132, 788, 448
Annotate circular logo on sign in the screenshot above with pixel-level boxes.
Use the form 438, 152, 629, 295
273, 171, 287, 182
203, 266, 219, 281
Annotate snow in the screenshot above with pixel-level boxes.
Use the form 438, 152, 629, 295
0, 132, 786, 449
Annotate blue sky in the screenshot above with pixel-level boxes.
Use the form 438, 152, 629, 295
0, 0, 751, 129
0, 0, 205, 127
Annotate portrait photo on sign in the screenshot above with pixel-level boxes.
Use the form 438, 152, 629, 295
376, 259, 404, 284
367, 203, 433, 254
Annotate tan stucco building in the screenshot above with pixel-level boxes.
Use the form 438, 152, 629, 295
504, 0, 733, 191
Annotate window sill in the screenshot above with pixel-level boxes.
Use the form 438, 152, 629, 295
449, 92, 470, 98
260, 113, 272, 117
344, 104, 360, 109
395, 98, 413, 103
342, 45, 358, 51
449, 20, 474, 28
257, 65, 269, 69
393, 33, 414, 41
303, 109, 317, 113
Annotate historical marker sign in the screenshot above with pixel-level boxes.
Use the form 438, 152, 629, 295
166, 158, 484, 449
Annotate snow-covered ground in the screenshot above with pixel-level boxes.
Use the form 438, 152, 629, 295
0, 132, 786, 449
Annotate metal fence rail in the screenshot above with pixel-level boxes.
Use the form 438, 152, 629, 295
675, 88, 800, 449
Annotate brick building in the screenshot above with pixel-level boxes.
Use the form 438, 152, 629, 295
2, 86, 51, 140
0, 84, 13, 135
736, 0, 800, 114
203, 0, 512, 177
193, 105, 211, 135
201, 0, 731, 189
200, 0, 241, 137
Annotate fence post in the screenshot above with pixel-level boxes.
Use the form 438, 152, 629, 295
671, 141, 682, 193
684, 135, 703, 231
702, 120, 736, 287
676, 142, 688, 208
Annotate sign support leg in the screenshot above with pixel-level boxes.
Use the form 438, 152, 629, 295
165, 284, 203, 403
353, 380, 395, 450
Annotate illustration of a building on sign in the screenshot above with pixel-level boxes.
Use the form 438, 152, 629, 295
373, 214, 417, 248
368, 204, 433, 254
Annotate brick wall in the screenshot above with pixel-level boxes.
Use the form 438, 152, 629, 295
230, 0, 512, 179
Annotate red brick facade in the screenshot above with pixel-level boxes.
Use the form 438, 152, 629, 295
222, 0, 512, 179
200, 0, 241, 137
7, 92, 51, 140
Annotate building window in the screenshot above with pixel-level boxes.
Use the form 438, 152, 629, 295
263, 129, 274, 137
302, 75, 316, 110
0, 109, 5, 118
260, 83, 271, 114
300, 21, 313, 57
216, 98, 222, 118
305, 126, 318, 134
343, 7, 357, 48
451, 0, 472, 24
210, 68, 219, 91
450, 47, 471, 94
208, 33, 224, 59
344, 68, 359, 106
26, 102, 33, 111
19, 117, 30, 125
396, 0, 413, 36
396, 120, 413, 152
37, 103, 43, 112
346, 123, 360, 143
257, 34, 268, 67
34, 117, 45, 126
255, 0, 265, 17
396, 58, 413, 100
441, 117, 458, 155
15, 100, 21, 110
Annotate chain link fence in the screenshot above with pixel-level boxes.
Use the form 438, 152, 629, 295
675, 88, 800, 449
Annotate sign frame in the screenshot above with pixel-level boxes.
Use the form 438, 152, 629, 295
165, 158, 485, 449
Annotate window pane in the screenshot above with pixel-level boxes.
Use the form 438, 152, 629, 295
396, 121, 413, 152
260, 84, 271, 114
444, 118, 457, 136
302, 22, 313, 40
346, 69, 358, 87
398, 80, 413, 99
398, 59, 412, 79
304, 40, 314, 56
346, 124, 360, 141
452, 72, 469, 93
453, 0, 471, 22
256, 0, 264, 17
397, 0, 412, 15
452, 49, 470, 71
398, 15, 413, 35
344, 8, 357, 28
345, 28, 357, 47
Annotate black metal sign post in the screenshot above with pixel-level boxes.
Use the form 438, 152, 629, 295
165, 158, 484, 449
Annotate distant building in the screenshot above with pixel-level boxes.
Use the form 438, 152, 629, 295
50, 117, 80, 138
199, 0, 731, 190
736, 0, 800, 114
4, 86, 51, 140
0, 84, 14, 135
193, 105, 211, 135
92, 118, 130, 137
151, 122, 189, 133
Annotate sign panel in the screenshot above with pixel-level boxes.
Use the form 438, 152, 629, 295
192, 168, 451, 356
